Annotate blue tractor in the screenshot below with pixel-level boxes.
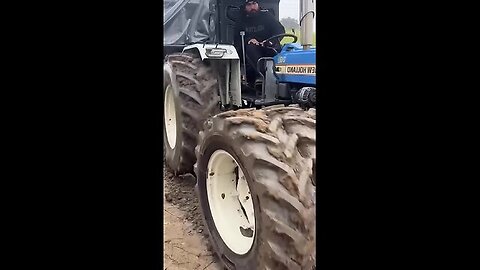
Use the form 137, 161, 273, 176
163, 0, 316, 269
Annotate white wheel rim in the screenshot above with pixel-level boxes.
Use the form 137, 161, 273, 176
207, 150, 255, 255
164, 84, 177, 149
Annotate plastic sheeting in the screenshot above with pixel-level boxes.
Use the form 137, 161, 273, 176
163, 0, 212, 45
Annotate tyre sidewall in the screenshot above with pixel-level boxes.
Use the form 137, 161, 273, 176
163, 61, 184, 170
196, 134, 262, 270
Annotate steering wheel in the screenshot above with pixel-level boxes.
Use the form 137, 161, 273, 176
262, 33, 298, 45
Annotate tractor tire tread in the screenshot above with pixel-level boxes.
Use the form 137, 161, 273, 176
195, 105, 316, 269
165, 52, 220, 174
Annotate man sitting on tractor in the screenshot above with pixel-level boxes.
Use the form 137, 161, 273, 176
234, 0, 285, 87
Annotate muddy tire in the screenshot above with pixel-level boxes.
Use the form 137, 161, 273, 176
163, 52, 220, 174
194, 105, 316, 270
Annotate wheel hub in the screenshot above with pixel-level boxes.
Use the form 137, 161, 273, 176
164, 84, 177, 148
206, 150, 255, 255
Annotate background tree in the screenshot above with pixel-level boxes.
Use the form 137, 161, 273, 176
280, 17, 299, 31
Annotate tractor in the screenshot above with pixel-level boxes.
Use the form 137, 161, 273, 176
163, 0, 316, 269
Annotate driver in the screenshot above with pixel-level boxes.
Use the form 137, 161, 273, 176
234, 0, 285, 86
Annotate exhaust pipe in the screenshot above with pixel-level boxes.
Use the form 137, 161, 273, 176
300, 0, 315, 50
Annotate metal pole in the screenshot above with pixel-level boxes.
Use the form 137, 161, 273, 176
240, 31, 247, 81
300, 0, 315, 50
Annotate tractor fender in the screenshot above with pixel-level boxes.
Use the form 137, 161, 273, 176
182, 44, 240, 61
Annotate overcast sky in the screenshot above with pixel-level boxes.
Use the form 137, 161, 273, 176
279, 0, 299, 20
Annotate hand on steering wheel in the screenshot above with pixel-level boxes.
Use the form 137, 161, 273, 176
256, 33, 298, 54
248, 38, 261, 45
259, 40, 273, 47
249, 39, 272, 47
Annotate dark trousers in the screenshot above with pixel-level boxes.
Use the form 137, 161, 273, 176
241, 44, 278, 85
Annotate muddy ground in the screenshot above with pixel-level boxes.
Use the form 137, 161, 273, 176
163, 165, 224, 270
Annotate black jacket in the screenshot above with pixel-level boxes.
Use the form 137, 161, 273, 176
234, 10, 285, 50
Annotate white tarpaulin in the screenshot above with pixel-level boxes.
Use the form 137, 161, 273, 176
163, 0, 211, 45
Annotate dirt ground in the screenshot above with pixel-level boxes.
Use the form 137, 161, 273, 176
163, 166, 224, 270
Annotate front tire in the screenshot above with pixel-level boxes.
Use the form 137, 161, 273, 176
195, 105, 316, 270
163, 52, 220, 174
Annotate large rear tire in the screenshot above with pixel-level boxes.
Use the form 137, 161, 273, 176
163, 52, 220, 174
195, 105, 316, 270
